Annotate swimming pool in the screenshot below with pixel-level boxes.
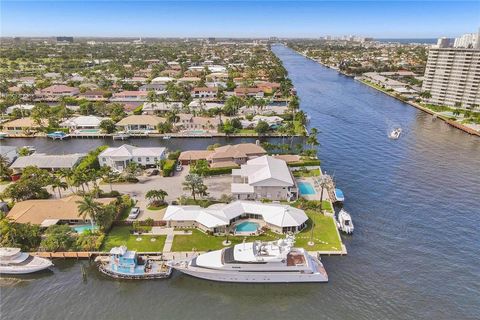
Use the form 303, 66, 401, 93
186, 130, 207, 135
78, 129, 100, 133
298, 182, 316, 195
72, 225, 98, 233
235, 221, 259, 233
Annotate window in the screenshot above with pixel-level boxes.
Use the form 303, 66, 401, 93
102, 157, 106, 161
154, 157, 158, 161
138, 157, 141, 162
146, 157, 150, 162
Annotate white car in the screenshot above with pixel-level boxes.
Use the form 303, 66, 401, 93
128, 207, 140, 219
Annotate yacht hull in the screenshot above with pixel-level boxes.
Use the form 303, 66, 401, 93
0, 257, 53, 274
173, 267, 328, 283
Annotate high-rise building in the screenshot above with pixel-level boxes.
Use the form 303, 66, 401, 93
56, 36, 74, 43
454, 33, 478, 48
422, 48, 480, 109
436, 37, 452, 48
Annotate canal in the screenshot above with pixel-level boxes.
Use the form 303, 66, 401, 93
1, 45, 479, 320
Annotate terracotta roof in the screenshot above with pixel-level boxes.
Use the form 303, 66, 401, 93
2, 117, 46, 128
178, 150, 213, 162
208, 143, 266, 160
7, 196, 115, 225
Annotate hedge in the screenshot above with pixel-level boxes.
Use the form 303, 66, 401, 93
288, 159, 321, 167
76, 145, 108, 171
204, 166, 238, 176
162, 159, 176, 177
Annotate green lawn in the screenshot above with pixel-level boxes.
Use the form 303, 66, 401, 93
102, 226, 166, 252
147, 204, 167, 211
292, 169, 320, 177
237, 129, 257, 134
294, 211, 342, 251
171, 210, 342, 252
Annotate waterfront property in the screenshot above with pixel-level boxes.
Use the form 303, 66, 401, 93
60, 115, 106, 132
178, 143, 266, 166
10, 153, 86, 172
6, 195, 115, 227
1, 117, 47, 135
163, 200, 308, 234
115, 115, 165, 133
98, 144, 167, 172
231, 155, 298, 201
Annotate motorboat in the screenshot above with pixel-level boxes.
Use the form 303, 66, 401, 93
112, 132, 130, 140
96, 246, 171, 280
0, 132, 8, 139
389, 127, 402, 140
169, 235, 328, 283
334, 188, 345, 202
46, 131, 69, 140
336, 209, 354, 234
0, 248, 53, 274
162, 135, 171, 140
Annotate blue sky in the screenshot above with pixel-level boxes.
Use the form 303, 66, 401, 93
1, 1, 479, 38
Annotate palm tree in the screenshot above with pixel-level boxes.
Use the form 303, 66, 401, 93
58, 168, 75, 192
76, 196, 101, 229
51, 178, 68, 199
100, 166, 118, 192
145, 189, 168, 206
0, 155, 12, 181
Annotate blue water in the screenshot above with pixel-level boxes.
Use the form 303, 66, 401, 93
298, 182, 316, 195
235, 221, 259, 232
72, 225, 98, 234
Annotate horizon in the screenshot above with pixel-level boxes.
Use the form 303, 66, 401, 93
1, 1, 479, 38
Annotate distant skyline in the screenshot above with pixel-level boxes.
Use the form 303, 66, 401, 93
1, 1, 479, 38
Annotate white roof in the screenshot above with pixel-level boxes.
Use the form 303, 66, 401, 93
10, 153, 86, 169
99, 144, 166, 159
151, 77, 174, 84
236, 155, 294, 187
164, 201, 307, 228
61, 115, 106, 127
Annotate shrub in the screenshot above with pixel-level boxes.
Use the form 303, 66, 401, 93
204, 166, 237, 176
76, 145, 108, 171
40, 225, 76, 252
133, 105, 143, 115
167, 150, 181, 160
76, 231, 105, 251
162, 159, 176, 177
288, 159, 321, 167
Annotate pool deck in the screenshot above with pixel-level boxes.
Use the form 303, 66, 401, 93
296, 176, 331, 202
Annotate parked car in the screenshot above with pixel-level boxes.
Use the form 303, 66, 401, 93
176, 164, 183, 171
128, 207, 140, 219
147, 169, 159, 176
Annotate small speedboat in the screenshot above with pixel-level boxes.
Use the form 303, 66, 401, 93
389, 128, 402, 140
334, 188, 345, 202
0, 248, 53, 274
0, 132, 8, 139
96, 246, 171, 280
47, 131, 69, 140
336, 209, 354, 234
162, 135, 171, 140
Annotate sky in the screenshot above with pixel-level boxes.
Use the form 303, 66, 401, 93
1, 1, 479, 38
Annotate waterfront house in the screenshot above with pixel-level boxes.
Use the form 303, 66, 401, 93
115, 115, 165, 133
231, 155, 298, 201
163, 201, 307, 234
61, 115, 106, 132
0, 146, 18, 164
241, 115, 284, 129
1, 117, 47, 135
6, 195, 115, 227
256, 81, 281, 94
174, 114, 221, 132
10, 153, 86, 172
111, 91, 148, 102
191, 87, 218, 99
98, 144, 167, 171
178, 143, 266, 166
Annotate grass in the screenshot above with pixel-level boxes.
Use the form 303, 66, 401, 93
292, 169, 320, 177
237, 129, 257, 134
171, 210, 342, 252
294, 210, 342, 251
102, 226, 166, 252
147, 204, 167, 210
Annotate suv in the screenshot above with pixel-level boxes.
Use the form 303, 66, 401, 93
128, 207, 140, 219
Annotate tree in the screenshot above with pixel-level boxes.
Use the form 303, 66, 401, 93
40, 225, 75, 252
100, 166, 119, 192
306, 127, 320, 150
51, 177, 68, 198
420, 91, 432, 99
182, 174, 208, 201
190, 160, 209, 176
0, 155, 12, 181
0, 217, 41, 251
223, 96, 244, 116
76, 196, 102, 229
99, 119, 116, 133
255, 120, 270, 135
95, 204, 116, 231
145, 189, 168, 206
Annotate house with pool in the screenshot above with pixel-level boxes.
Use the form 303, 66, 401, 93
98, 144, 167, 172
163, 201, 308, 234
231, 155, 298, 201
60, 115, 107, 133
6, 195, 115, 233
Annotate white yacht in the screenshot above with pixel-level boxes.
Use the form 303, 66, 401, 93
337, 209, 354, 234
0, 248, 53, 274
169, 235, 328, 283
389, 127, 402, 140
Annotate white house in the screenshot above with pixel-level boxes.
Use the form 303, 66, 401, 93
231, 155, 298, 201
60, 115, 106, 131
163, 200, 308, 234
98, 144, 167, 171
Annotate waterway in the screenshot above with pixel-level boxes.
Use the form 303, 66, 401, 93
1, 45, 479, 320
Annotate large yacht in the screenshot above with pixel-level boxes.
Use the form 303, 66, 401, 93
0, 248, 53, 274
169, 235, 328, 283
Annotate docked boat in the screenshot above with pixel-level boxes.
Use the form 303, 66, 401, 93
47, 131, 69, 140
336, 209, 354, 234
162, 135, 171, 140
97, 246, 171, 280
0, 248, 53, 274
389, 127, 402, 140
0, 132, 8, 139
169, 235, 328, 283
112, 132, 130, 140
334, 188, 345, 202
